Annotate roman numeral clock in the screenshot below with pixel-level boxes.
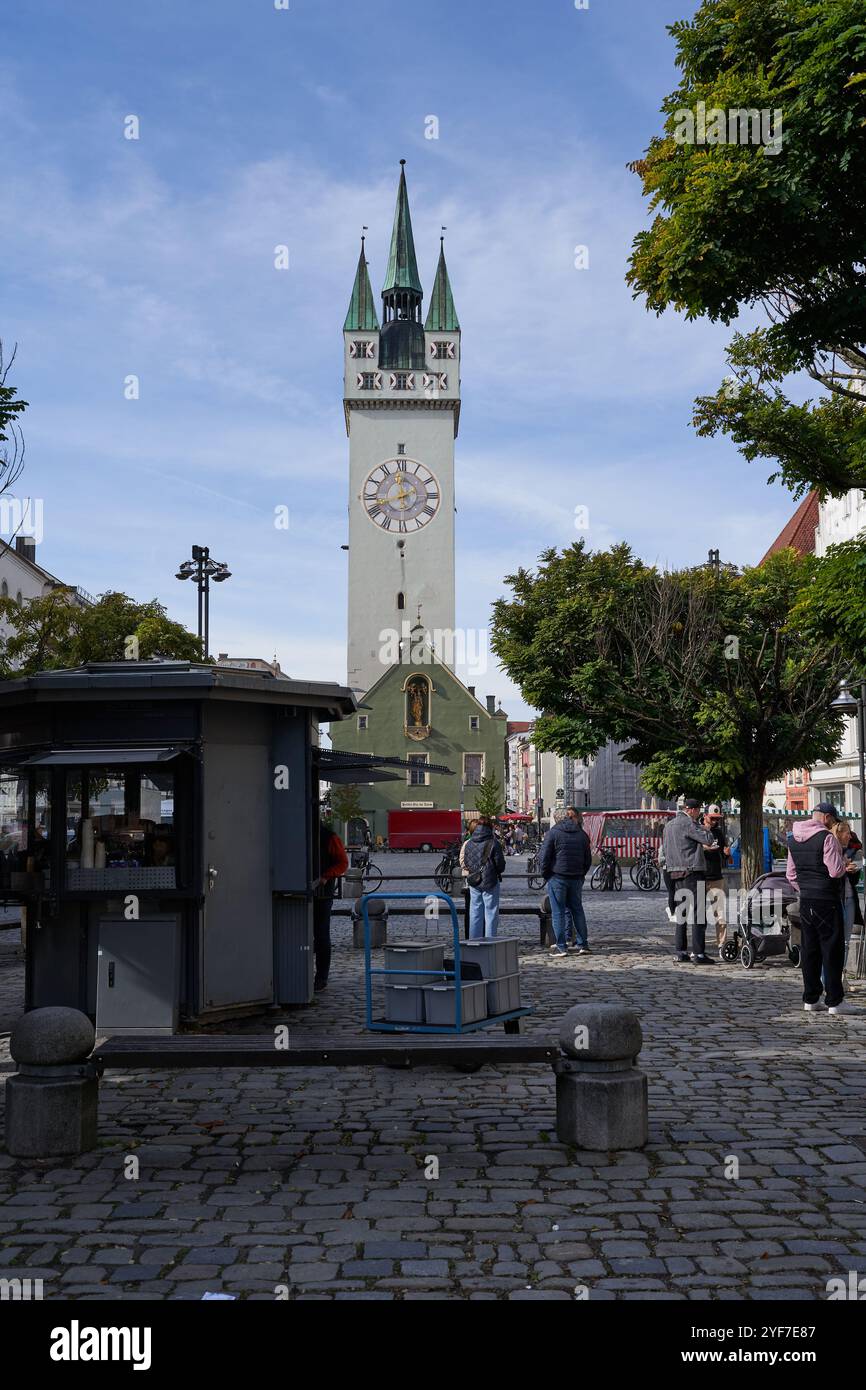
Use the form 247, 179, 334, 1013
341, 162, 461, 698
362, 459, 441, 534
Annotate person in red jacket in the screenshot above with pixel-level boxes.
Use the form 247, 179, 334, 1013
313, 821, 348, 991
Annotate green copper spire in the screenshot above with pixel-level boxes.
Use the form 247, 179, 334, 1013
425, 238, 460, 331
344, 237, 380, 331
382, 161, 423, 295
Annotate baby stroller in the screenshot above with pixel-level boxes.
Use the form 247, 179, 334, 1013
721, 869, 801, 970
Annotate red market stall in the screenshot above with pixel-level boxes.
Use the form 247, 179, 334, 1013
582, 808, 675, 860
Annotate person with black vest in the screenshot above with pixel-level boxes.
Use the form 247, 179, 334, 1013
786, 802, 849, 1014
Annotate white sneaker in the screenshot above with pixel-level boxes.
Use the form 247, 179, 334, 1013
829, 1003, 851, 1016
804, 1002, 825, 1012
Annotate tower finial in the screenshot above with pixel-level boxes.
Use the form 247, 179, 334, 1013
400, 157, 406, 167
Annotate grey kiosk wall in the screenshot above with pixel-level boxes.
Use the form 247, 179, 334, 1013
0, 661, 356, 1031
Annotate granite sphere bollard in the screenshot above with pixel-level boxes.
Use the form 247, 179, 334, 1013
554, 1003, 648, 1151
343, 867, 365, 900
5, 1008, 98, 1157
352, 896, 388, 949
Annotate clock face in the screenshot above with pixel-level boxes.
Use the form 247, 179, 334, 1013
361, 458, 441, 534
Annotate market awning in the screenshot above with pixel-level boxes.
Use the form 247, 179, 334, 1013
19, 746, 193, 767
317, 749, 454, 779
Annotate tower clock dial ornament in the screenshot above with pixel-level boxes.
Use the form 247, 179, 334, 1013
362, 458, 441, 533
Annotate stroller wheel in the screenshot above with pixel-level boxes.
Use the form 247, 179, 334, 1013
787, 945, 801, 967
720, 941, 738, 962
740, 942, 755, 970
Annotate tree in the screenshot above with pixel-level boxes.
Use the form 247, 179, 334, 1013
626, 0, 866, 672
0, 588, 201, 678
328, 783, 363, 836
0, 341, 28, 497
492, 542, 847, 885
474, 771, 504, 821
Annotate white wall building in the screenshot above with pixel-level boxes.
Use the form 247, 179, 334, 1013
0, 537, 88, 643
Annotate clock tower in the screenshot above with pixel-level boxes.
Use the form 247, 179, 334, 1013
342, 161, 461, 697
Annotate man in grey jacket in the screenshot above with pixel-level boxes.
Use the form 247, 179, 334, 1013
662, 798, 717, 964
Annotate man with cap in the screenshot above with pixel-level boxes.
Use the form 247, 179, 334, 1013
661, 798, 717, 963
703, 804, 730, 951
786, 801, 849, 1014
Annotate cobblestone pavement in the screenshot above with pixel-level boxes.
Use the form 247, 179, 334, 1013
1, 859, 866, 1301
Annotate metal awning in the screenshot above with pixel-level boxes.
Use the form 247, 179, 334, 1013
20, 746, 192, 768
323, 767, 401, 784
317, 749, 454, 777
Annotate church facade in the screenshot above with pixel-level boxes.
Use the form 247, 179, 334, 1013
329, 163, 507, 839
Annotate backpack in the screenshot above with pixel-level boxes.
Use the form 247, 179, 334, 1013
467, 839, 494, 888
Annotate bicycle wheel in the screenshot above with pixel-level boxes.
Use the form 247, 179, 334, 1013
629, 861, 640, 886
647, 864, 660, 892
590, 865, 603, 890
613, 864, 622, 891
364, 862, 383, 891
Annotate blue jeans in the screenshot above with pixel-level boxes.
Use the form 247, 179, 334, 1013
469, 882, 501, 938
548, 876, 587, 949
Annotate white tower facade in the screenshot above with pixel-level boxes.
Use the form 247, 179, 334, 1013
342, 163, 461, 697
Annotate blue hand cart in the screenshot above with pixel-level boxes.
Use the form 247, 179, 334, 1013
361, 891, 533, 1034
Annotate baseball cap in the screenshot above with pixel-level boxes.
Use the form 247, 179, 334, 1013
706, 803, 723, 816
683, 797, 701, 809
815, 801, 840, 818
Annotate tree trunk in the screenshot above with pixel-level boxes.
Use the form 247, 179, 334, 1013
738, 780, 766, 890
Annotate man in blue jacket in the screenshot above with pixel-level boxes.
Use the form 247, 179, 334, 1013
540, 808, 593, 957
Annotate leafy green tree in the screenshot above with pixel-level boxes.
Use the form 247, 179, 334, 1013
627, 0, 866, 654
328, 783, 363, 836
474, 771, 504, 821
492, 543, 846, 885
0, 588, 200, 677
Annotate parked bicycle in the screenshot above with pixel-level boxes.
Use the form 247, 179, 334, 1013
629, 841, 661, 892
526, 851, 545, 891
434, 840, 463, 890
352, 848, 383, 891
590, 845, 622, 891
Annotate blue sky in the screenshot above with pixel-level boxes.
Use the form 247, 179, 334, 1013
1, 0, 799, 716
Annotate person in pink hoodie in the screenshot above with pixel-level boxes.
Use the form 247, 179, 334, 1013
786, 802, 849, 1014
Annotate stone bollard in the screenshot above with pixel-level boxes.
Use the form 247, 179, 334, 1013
5, 1007, 98, 1158
554, 1003, 648, 1151
343, 867, 364, 901
352, 897, 388, 949
539, 891, 554, 947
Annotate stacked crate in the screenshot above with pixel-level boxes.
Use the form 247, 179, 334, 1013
460, 939, 522, 1016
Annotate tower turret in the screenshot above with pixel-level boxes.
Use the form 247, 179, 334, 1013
379, 161, 425, 370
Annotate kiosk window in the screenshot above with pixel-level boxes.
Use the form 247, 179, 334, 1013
66, 767, 177, 876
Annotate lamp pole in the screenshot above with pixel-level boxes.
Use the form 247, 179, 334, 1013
831, 677, 866, 974
175, 544, 232, 659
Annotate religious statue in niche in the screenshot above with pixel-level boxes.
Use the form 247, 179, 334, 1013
404, 675, 431, 741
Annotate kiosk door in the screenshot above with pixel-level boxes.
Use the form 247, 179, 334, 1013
201, 738, 273, 1013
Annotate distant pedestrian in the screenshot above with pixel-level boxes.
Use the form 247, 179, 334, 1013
786, 802, 848, 1014
312, 820, 349, 992
702, 804, 730, 949
539, 806, 592, 957
830, 819, 862, 982
662, 798, 717, 964
462, 816, 506, 939
514, 823, 526, 853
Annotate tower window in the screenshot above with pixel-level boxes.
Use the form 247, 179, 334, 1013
431, 341, 455, 360
351, 340, 374, 359
358, 372, 381, 390
390, 372, 415, 391
1, 581, 7, 598
397, 592, 405, 610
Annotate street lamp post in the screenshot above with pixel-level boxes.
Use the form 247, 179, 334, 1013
175, 544, 232, 659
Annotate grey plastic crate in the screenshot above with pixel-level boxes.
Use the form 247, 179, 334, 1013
384, 941, 446, 985
385, 985, 426, 1023
486, 972, 521, 1016
422, 980, 487, 1027
460, 938, 519, 979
